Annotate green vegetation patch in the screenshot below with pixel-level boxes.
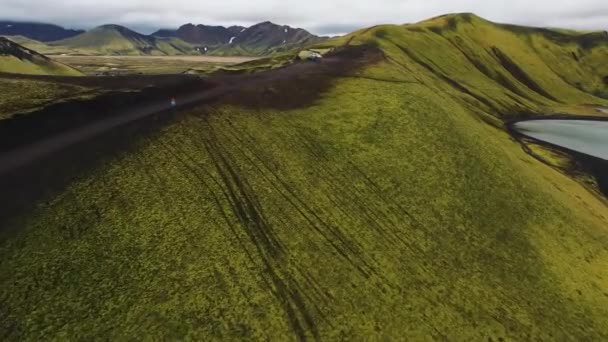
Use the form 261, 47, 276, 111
0, 55, 81, 76
0, 78, 94, 120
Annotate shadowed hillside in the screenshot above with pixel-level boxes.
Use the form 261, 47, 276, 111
0, 21, 83, 42
1, 13, 607, 340
154, 24, 238, 45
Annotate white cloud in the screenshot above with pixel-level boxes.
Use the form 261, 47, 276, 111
0, 0, 607, 35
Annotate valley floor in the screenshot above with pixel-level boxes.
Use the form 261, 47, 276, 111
53, 55, 260, 75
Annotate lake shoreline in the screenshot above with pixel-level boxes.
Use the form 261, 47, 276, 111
506, 113, 608, 198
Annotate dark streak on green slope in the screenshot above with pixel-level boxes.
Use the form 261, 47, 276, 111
433, 34, 541, 104
391, 41, 499, 112
490, 47, 559, 102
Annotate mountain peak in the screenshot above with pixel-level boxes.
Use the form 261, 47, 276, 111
91, 24, 148, 39
95, 24, 136, 32
254, 21, 278, 27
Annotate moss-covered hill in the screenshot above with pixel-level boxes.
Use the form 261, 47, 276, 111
48, 25, 202, 56
319, 13, 608, 119
1, 14, 608, 340
0, 37, 81, 76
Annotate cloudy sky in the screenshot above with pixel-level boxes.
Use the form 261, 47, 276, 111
1, 0, 607, 35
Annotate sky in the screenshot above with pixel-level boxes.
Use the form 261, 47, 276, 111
1, 0, 607, 36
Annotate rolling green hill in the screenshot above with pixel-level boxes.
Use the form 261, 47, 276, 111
1, 13, 608, 340
0, 37, 81, 75
49, 25, 202, 56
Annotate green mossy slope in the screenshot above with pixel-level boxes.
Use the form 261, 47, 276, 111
321, 13, 608, 119
0, 38, 81, 76
0, 55, 81, 76
49, 25, 201, 56
1, 14, 608, 340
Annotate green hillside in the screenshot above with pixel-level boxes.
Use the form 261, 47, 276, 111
0, 37, 81, 75
1, 14, 608, 340
0, 35, 78, 55
49, 25, 202, 56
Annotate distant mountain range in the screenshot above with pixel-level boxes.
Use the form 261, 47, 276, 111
0, 21, 83, 42
0, 37, 81, 75
0, 20, 325, 56
48, 24, 202, 56
153, 24, 246, 45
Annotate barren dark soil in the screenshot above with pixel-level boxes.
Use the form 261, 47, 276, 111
0, 45, 381, 225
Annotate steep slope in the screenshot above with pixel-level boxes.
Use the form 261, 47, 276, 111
0, 37, 81, 75
51, 25, 201, 56
0, 21, 83, 42
1, 14, 608, 340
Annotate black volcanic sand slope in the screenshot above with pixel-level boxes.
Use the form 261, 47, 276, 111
1, 14, 608, 341
0, 76, 212, 152
0, 48, 371, 223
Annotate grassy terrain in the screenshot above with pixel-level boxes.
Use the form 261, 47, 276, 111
215, 51, 298, 73
1, 13, 608, 340
0, 56, 81, 76
1, 36, 78, 55
53, 55, 258, 75
0, 79, 95, 120
48, 26, 203, 56
0, 37, 82, 76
